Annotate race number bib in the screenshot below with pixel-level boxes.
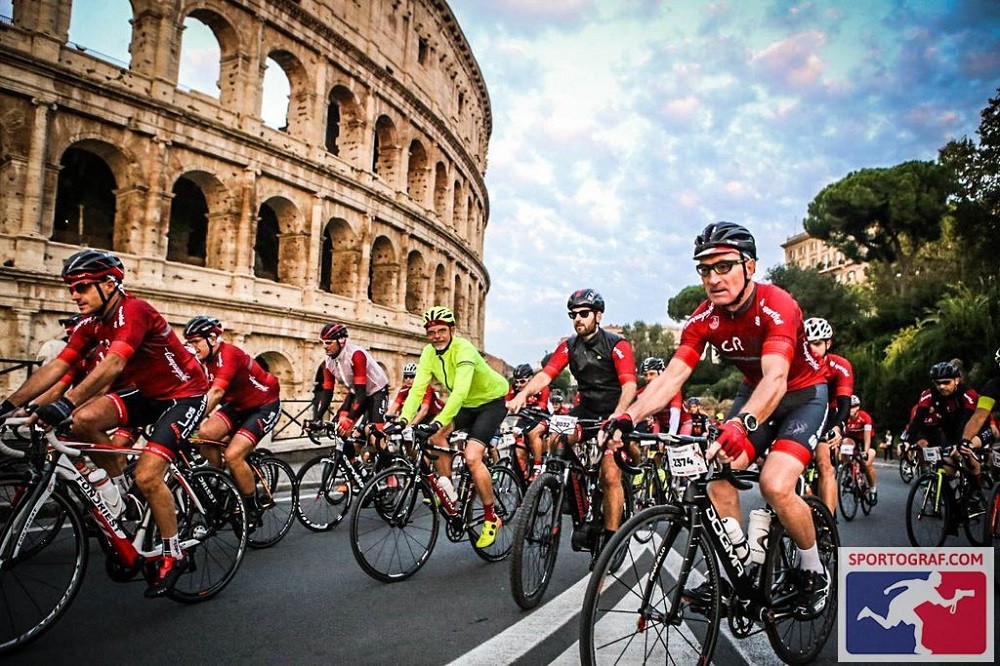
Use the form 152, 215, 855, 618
991, 447, 1000, 467
840, 443, 855, 456
666, 443, 708, 478
501, 432, 516, 448
549, 414, 578, 436
923, 446, 941, 463
401, 427, 414, 442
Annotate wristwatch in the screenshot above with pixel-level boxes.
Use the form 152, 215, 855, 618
736, 412, 758, 432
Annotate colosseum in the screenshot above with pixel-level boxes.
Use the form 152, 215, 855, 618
0, 0, 491, 398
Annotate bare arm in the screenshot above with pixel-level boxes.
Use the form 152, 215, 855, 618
64, 353, 126, 407
612, 381, 637, 416
736, 352, 789, 424
5, 358, 72, 407
962, 406, 990, 442
202, 386, 226, 418
623, 357, 692, 422
508, 371, 553, 413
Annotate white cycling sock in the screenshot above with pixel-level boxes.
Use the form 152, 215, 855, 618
162, 535, 184, 559
798, 544, 823, 574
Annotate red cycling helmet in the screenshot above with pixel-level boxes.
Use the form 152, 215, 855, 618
320, 322, 348, 342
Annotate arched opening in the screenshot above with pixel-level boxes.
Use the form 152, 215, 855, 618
320, 218, 358, 297
372, 115, 397, 182
452, 179, 464, 231
52, 146, 117, 249
368, 235, 397, 307
325, 85, 360, 156
254, 204, 280, 281
466, 195, 475, 241
433, 162, 448, 219
406, 139, 428, 204
434, 263, 447, 307
177, 14, 221, 97
254, 196, 303, 284
453, 274, 466, 329
68, 0, 132, 67
405, 250, 425, 314
262, 50, 308, 133
255, 351, 294, 391
167, 175, 208, 266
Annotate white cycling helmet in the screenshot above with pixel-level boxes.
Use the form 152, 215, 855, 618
804, 317, 833, 342
402, 362, 418, 377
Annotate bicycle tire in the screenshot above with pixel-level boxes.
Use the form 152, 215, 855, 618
0, 473, 68, 558
580, 503, 720, 666
836, 466, 857, 522
167, 468, 249, 603
509, 473, 563, 609
899, 451, 915, 484
983, 482, 1000, 592
961, 480, 988, 546
248, 457, 298, 549
905, 472, 950, 547
295, 454, 352, 531
350, 467, 438, 582
761, 496, 839, 665
0, 487, 89, 653
468, 465, 523, 562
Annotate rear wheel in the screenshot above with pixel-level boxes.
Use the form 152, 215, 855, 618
905, 472, 950, 547
469, 465, 523, 562
982, 482, 1000, 592
510, 473, 563, 609
248, 457, 297, 548
836, 466, 857, 522
295, 454, 352, 531
899, 449, 916, 483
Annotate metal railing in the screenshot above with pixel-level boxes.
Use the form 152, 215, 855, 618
0, 358, 41, 378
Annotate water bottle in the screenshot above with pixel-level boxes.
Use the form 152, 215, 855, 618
746, 508, 771, 564
434, 476, 459, 516
89, 468, 122, 519
721, 516, 751, 566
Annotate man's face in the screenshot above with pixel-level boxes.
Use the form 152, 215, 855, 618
696, 251, 753, 307
187, 336, 213, 362
426, 324, 453, 351
643, 370, 660, 383
808, 339, 831, 358
689, 402, 701, 414
849, 404, 860, 417
568, 308, 600, 336
322, 338, 343, 357
67, 279, 114, 315
934, 377, 958, 396
402, 375, 414, 387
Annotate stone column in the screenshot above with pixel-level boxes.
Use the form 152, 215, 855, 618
14, 98, 56, 271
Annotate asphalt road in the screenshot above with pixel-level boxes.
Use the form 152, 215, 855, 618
4, 458, 997, 665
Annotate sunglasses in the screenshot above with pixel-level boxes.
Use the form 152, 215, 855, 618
934, 379, 955, 386
568, 309, 594, 320
695, 259, 747, 277
67, 281, 96, 295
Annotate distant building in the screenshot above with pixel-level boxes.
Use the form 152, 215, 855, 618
782, 232, 868, 285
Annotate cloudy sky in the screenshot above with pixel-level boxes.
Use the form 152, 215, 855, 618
12, 0, 998, 366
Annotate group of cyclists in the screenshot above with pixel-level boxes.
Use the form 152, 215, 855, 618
3, 219, 1000, 657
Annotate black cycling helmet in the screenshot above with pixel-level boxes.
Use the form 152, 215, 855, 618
184, 315, 223, 339
513, 363, 533, 380
640, 357, 665, 373
567, 288, 605, 313
60, 313, 84, 330
929, 360, 961, 381
687, 396, 701, 406
693, 222, 757, 260
62, 249, 125, 285
551, 389, 564, 403
320, 322, 348, 342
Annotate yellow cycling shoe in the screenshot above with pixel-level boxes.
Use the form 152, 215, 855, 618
475, 517, 502, 548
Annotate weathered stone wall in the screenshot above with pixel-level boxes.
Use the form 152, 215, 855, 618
0, 0, 491, 396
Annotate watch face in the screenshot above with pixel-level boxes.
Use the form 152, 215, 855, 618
742, 414, 758, 431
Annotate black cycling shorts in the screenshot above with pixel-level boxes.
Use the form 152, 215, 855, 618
730, 383, 828, 467
350, 388, 388, 425
568, 405, 609, 441
452, 397, 507, 447
108, 388, 206, 462
214, 400, 281, 446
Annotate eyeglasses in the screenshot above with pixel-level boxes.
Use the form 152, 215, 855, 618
67, 281, 96, 295
568, 310, 593, 320
695, 259, 747, 277
934, 379, 956, 386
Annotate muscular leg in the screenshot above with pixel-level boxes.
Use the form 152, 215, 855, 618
429, 423, 454, 479
70, 396, 125, 476
464, 440, 494, 506
134, 452, 176, 539
600, 452, 624, 532
864, 449, 877, 488
814, 440, 837, 516
759, 452, 814, 550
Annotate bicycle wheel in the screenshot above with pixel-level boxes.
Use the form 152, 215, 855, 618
761, 496, 839, 665
0, 473, 68, 558
580, 504, 720, 666
899, 450, 915, 483
962, 481, 988, 546
983, 482, 1000, 592
168, 468, 249, 603
295, 454, 352, 531
836, 466, 857, 522
905, 472, 950, 547
248, 457, 297, 549
350, 467, 439, 582
509, 473, 563, 609
469, 465, 523, 562
0, 488, 89, 653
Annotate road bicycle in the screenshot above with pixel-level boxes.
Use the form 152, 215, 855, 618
906, 444, 993, 546
981, 446, 1000, 591
508, 408, 636, 610
349, 425, 523, 582
0, 418, 248, 653
836, 440, 875, 521
186, 437, 298, 548
294, 422, 405, 531
579, 431, 839, 665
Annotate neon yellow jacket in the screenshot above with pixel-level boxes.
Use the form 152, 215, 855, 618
401, 336, 507, 426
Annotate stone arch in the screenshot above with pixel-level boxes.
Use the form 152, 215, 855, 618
255, 350, 294, 390
433, 161, 448, 219
453, 273, 466, 329
67, 0, 133, 67
166, 173, 211, 266
406, 139, 428, 205
262, 48, 310, 136
405, 250, 425, 314
255, 195, 304, 284
179, 8, 243, 106
372, 115, 398, 184
319, 217, 359, 297
368, 235, 397, 307
451, 178, 464, 231
433, 263, 447, 307
325, 84, 362, 158
51, 141, 125, 250
466, 280, 475, 333
465, 195, 475, 242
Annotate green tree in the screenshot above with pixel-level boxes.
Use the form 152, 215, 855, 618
620, 320, 677, 367
764, 264, 869, 347
667, 285, 705, 321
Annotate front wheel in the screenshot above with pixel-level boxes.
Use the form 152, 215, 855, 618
906, 472, 950, 547
580, 504, 720, 666
899, 450, 916, 484
247, 457, 297, 549
295, 454, 352, 531
837, 465, 858, 522
962, 481, 988, 546
468, 465, 523, 562
510, 473, 563, 609
761, 496, 839, 665
982, 482, 1000, 592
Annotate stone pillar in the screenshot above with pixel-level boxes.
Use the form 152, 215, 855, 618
277, 231, 308, 287
234, 166, 258, 276
19, 98, 54, 237
15, 0, 71, 61
305, 196, 324, 291
131, 4, 180, 102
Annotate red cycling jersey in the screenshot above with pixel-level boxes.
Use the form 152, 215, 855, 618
822, 353, 854, 405
58, 295, 208, 400
844, 408, 875, 443
506, 385, 551, 412
906, 386, 979, 443
390, 385, 443, 419
675, 283, 826, 391
204, 341, 279, 411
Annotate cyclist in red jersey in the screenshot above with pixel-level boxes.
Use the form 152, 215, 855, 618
0, 250, 208, 598
508, 288, 637, 564
505, 363, 550, 478
550, 390, 570, 415
183, 316, 281, 522
604, 222, 831, 615
639, 357, 693, 436
687, 397, 710, 437
841, 394, 878, 502
803, 317, 854, 516
960, 347, 1000, 454
387, 362, 443, 424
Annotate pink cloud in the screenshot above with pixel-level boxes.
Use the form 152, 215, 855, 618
753, 30, 827, 89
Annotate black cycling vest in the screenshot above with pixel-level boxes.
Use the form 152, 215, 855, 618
568, 328, 625, 416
